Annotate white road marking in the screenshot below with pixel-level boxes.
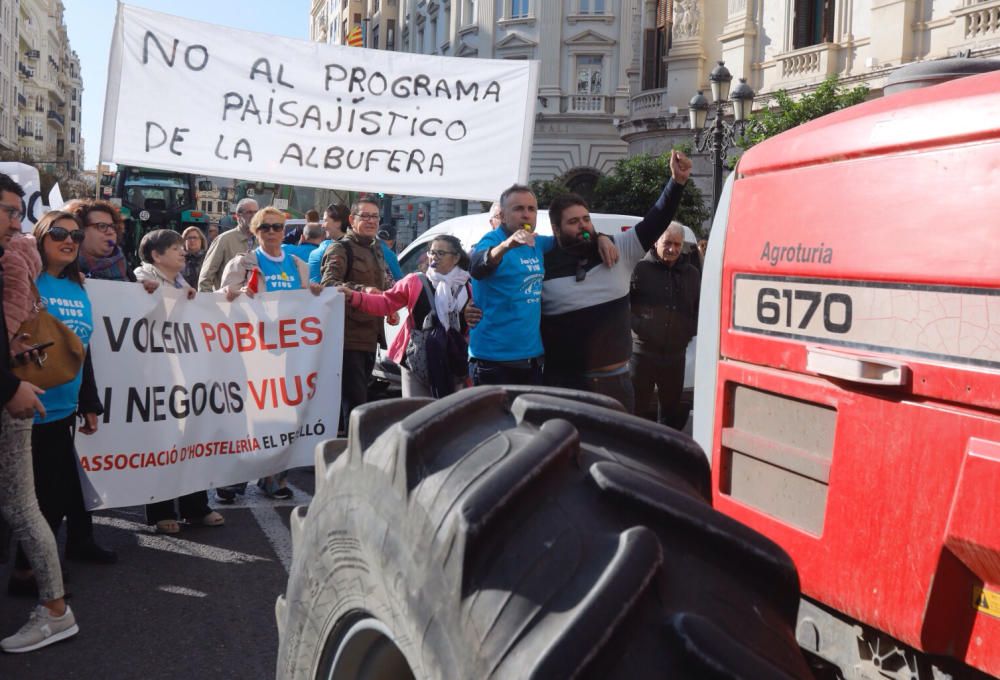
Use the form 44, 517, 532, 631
246, 480, 312, 574
158, 585, 208, 598
97, 479, 313, 574
93, 515, 272, 565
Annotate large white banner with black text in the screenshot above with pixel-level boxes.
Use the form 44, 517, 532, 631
76, 281, 343, 510
100, 3, 539, 201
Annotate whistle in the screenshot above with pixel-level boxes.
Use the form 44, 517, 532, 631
582, 232, 591, 241
522, 223, 533, 233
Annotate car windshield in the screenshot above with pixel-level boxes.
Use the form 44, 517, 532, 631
398, 242, 429, 277
124, 185, 188, 211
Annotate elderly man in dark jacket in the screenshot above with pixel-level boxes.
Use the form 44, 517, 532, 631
630, 223, 700, 429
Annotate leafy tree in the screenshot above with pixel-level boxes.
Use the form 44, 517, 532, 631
738, 75, 869, 151
590, 147, 711, 234
530, 177, 572, 209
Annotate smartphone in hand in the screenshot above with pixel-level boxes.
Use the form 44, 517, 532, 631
14, 341, 54, 364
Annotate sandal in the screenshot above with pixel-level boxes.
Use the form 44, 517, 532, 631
155, 519, 180, 534
192, 511, 225, 527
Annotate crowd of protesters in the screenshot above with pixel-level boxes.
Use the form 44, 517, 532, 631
0, 152, 700, 652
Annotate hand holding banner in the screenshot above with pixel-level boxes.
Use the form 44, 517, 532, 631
77, 281, 344, 510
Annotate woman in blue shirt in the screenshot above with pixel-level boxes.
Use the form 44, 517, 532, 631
12, 211, 113, 586
218, 207, 322, 501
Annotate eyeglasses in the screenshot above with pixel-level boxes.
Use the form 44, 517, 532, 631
426, 249, 457, 258
256, 223, 285, 233
87, 221, 116, 233
353, 212, 380, 222
47, 226, 85, 243
237, 209, 257, 215
0, 205, 24, 221
184, 235, 202, 241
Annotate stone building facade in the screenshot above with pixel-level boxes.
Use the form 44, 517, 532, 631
4, 0, 84, 171
620, 0, 1000, 213
309, 0, 631, 239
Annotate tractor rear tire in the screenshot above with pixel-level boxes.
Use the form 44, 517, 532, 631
276, 385, 814, 679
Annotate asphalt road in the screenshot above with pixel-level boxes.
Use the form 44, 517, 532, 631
0, 467, 315, 680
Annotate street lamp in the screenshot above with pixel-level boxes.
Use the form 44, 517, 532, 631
690, 61, 755, 218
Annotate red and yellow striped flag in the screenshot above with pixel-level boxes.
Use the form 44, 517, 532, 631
346, 25, 363, 47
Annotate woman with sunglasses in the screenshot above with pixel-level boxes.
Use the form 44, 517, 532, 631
75, 200, 133, 282
339, 235, 472, 398
10, 211, 113, 597
218, 207, 322, 500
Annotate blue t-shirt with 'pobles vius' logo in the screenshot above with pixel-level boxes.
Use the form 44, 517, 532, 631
34, 272, 93, 423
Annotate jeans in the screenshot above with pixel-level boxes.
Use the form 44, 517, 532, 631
469, 358, 543, 387
15, 415, 97, 571
545, 363, 635, 414
0, 412, 64, 600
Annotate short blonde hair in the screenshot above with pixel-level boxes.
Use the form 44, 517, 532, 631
250, 206, 286, 233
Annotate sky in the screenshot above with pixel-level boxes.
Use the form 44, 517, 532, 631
63, 0, 311, 171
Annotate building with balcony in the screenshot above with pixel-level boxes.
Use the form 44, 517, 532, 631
309, 0, 630, 237
0, 0, 18, 152
66, 50, 82, 170
13, 0, 81, 172
619, 0, 1000, 214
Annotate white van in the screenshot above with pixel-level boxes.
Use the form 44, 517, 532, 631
372, 211, 698, 417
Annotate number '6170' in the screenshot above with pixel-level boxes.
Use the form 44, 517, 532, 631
756, 287, 853, 334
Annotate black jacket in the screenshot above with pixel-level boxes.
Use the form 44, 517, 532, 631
0, 253, 21, 411
630, 253, 700, 356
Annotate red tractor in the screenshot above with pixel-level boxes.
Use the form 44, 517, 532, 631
694, 64, 1000, 679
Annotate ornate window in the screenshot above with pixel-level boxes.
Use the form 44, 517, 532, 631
642, 0, 670, 90
793, 0, 834, 49
576, 55, 604, 95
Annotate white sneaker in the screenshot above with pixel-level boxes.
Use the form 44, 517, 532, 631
1, 604, 79, 653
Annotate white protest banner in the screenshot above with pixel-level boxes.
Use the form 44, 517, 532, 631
0, 162, 50, 230
100, 4, 539, 202
76, 281, 343, 510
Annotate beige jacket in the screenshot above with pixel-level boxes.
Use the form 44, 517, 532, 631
197, 227, 256, 292
219, 250, 310, 295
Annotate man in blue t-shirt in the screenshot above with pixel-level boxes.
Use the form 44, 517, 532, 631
283, 222, 324, 263
467, 185, 556, 385
468, 185, 619, 386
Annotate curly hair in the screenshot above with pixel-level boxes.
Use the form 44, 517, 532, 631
75, 199, 125, 239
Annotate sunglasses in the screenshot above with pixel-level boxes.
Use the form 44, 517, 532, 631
47, 226, 85, 243
256, 223, 285, 233
426, 249, 457, 258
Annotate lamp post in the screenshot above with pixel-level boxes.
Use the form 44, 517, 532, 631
690, 61, 755, 218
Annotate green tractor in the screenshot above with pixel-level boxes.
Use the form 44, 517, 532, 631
110, 166, 209, 266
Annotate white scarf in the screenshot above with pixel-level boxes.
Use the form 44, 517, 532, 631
425, 267, 470, 330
